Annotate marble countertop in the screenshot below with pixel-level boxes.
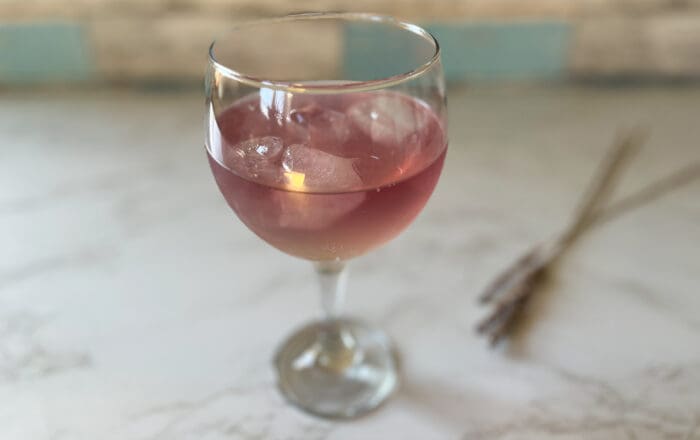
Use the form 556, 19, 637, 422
1, 86, 699, 439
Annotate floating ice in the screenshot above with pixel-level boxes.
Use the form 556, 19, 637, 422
222, 136, 284, 181
347, 93, 430, 146
281, 143, 362, 191
288, 104, 351, 150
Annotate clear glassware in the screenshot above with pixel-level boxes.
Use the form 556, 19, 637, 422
205, 12, 447, 418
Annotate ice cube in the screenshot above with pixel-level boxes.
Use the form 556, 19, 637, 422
347, 93, 430, 146
281, 143, 362, 191
222, 136, 284, 181
273, 190, 366, 231
309, 108, 350, 149
287, 104, 351, 151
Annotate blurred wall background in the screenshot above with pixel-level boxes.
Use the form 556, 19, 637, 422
2, 0, 700, 86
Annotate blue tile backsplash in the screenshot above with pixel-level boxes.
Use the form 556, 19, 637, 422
0, 22, 92, 83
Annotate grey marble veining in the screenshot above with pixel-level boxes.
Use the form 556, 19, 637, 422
1, 86, 699, 439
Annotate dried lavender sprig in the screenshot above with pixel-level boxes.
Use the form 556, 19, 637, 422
477, 130, 648, 345
478, 157, 700, 346
478, 267, 543, 337
479, 130, 645, 307
478, 247, 542, 304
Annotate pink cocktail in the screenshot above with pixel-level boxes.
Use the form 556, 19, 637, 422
205, 13, 447, 418
208, 92, 446, 261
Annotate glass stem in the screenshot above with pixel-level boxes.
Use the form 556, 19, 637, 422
315, 260, 347, 320
314, 260, 357, 371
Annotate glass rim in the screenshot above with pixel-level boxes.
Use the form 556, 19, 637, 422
208, 12, 441, 94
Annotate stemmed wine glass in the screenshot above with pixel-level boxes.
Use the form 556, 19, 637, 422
205, 13, 447, 418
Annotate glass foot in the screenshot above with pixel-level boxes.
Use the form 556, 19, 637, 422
274, 318, 398, 419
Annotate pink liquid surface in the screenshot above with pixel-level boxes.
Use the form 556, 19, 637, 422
207, 91, 446, 261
